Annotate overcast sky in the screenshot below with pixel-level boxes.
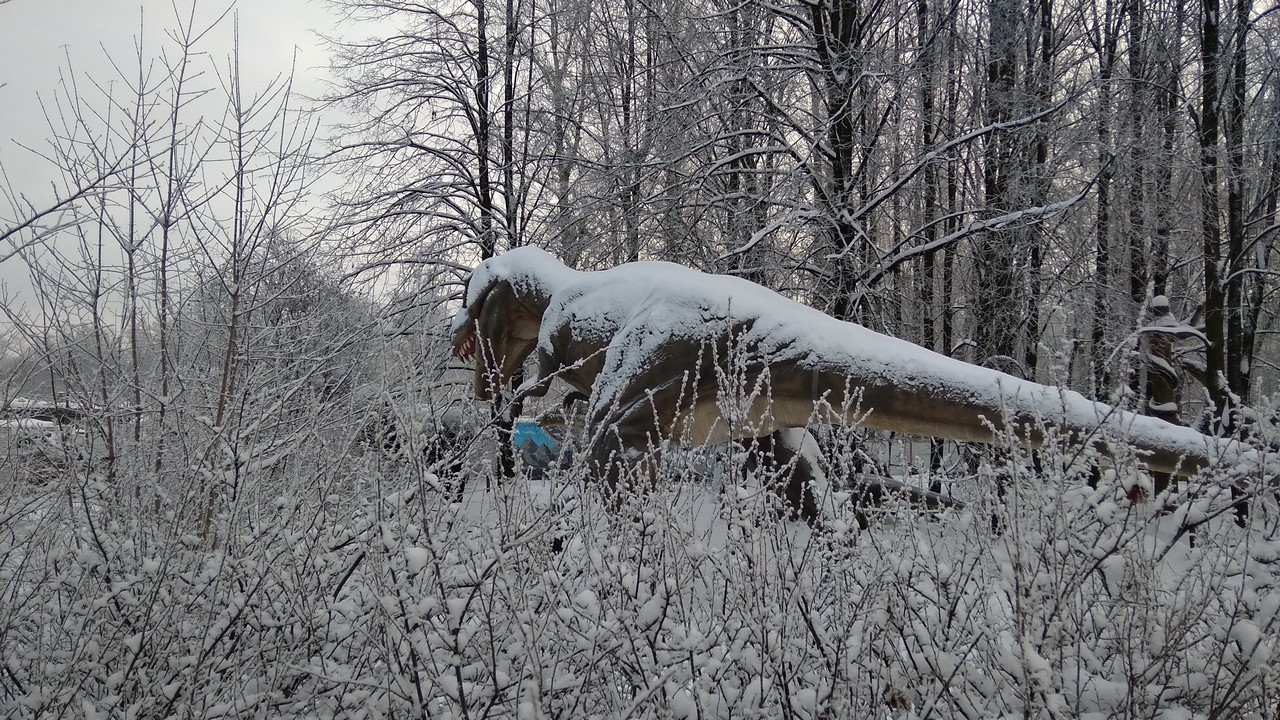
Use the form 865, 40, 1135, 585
1, 0, 339, 174
0, 0, 342, 319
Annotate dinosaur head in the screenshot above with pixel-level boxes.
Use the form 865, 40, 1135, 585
451, 248, 569, 399
452, 281, 543, 398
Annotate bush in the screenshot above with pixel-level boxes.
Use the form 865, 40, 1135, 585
2, 424, 1277, 719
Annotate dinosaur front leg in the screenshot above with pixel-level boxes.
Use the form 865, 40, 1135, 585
587, 420, 663, 512
583, 370, 699, 512
742, 428, 821, 524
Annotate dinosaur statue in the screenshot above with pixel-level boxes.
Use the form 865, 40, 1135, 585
450, 247, 1255, 522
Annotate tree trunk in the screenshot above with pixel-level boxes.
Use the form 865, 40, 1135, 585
474, 0, 498, 261
1091, 0, 1118, 397
810, 0, 868, 321
1224, 0, 1253, 405
1200, 0, 1230, 429
975, 0, 1024, 368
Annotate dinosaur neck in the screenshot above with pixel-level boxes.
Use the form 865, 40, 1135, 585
512, 284, 553, 322
481, 247, 578, 303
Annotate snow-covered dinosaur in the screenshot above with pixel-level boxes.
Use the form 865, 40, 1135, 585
450, 246, 1254, 521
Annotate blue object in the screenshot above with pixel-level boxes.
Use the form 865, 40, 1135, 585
513, 420, 557, 450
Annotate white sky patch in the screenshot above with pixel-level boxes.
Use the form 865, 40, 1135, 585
0, 0, 339, 316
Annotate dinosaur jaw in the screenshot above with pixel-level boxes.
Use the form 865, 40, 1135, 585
453, 293, 542, 400
452, 326, 477, 362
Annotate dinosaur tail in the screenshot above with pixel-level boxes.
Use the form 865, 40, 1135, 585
790, 366, 1252, 477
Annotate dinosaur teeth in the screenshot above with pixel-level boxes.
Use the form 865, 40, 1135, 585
454, 333, 477, 361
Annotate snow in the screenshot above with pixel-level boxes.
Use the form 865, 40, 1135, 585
454, 247, 1262, 470
405, 547, 430, 575
6, 253, 1273, 719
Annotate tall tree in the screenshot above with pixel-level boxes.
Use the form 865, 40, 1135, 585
1199, 0, 1230, 427
1089, 0, 1122, 395
974, 0, 1044, 375
803, 0, 889, 322
1223, 0, 1255, 409
327, 0, 539, 270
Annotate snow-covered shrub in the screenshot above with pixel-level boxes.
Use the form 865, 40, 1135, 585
1, 415, 1276, 718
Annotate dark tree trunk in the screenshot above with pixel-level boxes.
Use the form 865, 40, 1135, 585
1200, 0, 1230, 430
474, 0, 497, 261
975, 0, 1024, 369
1224, 0, 1253, 405
810, 0, 869, 321
917, 0, 944, 489
1091, 0, 1118, 397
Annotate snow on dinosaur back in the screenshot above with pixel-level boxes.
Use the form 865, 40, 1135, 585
453, 246, 1262, 478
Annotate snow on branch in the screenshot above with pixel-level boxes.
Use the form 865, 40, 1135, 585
851, 186, 1092, 296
